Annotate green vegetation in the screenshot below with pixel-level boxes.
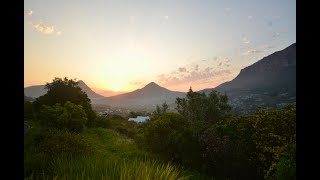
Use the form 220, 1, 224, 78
25, 77, 295, 179
138, 89, 296, 179
24, 77, 203, 180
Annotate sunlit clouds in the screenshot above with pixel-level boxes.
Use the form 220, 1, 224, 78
26, 9, 62, 35
156, 58, 235, 91
27, 9, 33, 17
24, 0, 295, 92
29, 22, 55, 34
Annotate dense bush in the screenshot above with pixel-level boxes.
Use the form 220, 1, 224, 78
36, 128, 92, 157
39, 101, 88, 132
33, 77, 96, 127
198, 105, 296, 179
176, 88, 231, 134
138, 88, 296, 179
93, 116, 111, 128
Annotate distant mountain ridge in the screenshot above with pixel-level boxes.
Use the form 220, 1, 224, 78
201, 43, 296, 94
96, 82, 186, 110
24, 80, 106, 103
199, 43, 296, 114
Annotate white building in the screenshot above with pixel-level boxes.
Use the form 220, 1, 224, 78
128, 116, 150, 122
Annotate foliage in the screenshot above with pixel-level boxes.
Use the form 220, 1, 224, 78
152, 102, 169, 120
25, 127, 202, 179
198, 105, 296, 179
139, 112, 203, 170
24, 101, 35, 120
252, 105, 296, 178
48, 156, 189, 180
35, 128, 92, 157
33, 77, 96, 126
271, 141, 296, 180
176, 88, 231, 133
92, 116, 111, 128
39, 101, 88, 132
127, 111, 144, 119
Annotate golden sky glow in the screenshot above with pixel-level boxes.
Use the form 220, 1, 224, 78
24, 0, 295, 94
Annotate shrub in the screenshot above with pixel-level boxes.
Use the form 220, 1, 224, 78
36, 128, 92, 157
93, 116, 111, 128
39, 101, 87, 132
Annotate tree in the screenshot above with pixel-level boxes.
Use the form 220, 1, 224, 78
33, 77, 96, 127
152, 102, 169, 120
176, 88, 231, 133
39, 101, 88, 132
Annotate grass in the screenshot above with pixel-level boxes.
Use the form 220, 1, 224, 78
25, 127, 208, 179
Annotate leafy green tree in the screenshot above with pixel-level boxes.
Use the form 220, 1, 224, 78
39, 101, 88, 132
176, 88, 231, 133
33, 77, 96, 127
141, 112, 202, 167
152, 102, 169, 120
252, 105, 296, 178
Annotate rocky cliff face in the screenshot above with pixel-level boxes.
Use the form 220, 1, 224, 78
199, 43, 296, 114
241, 43, 296, 73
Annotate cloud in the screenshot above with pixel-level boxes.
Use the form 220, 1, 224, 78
29, 21, 62, 35
272, 32, 281, 38
242, 37, 250, 44
261, 44, 274, 49
248, 15, 253, 21
157, 62, 232, 88
29, 22, 55, 34
178, 67, 187, 73
242, 49, 263, 56
164, 16, 169, 20
130, 81, 143, 86
27, 9, 33, 17
194, 64, 199, 71
216, 57, 231, 67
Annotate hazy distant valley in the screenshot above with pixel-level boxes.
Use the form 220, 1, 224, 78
25, 43, 296, 115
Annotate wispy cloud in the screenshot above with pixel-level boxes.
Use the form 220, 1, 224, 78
261, 44, 274, 50
130, 81, 143, 86
29, 22, 55, 34
27, 9, 33, 17
216, 57, 231, 67
242, 49, 263, 56
178, 67, 188, 73
242, 36, 250, 44
157, 61, 232, 89
29, 21, 62, 35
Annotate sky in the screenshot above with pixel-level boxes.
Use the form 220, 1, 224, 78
24, 0, 296, 95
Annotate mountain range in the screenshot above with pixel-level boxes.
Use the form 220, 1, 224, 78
96, 82, 186, 111
24, 80, 106, 104
24, 43, 296, 113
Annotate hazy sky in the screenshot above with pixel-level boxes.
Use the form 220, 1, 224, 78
24, 0, 296, 94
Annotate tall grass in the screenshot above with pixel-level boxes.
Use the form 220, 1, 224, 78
25, 128, 207, 180
25, 155, 189, 180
